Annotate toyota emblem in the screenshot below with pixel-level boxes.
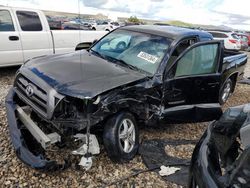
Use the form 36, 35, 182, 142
25, 85, 34, 97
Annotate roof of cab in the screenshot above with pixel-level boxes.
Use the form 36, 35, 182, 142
120, 25, 212, 40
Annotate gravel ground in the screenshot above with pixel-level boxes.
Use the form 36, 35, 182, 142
0, 52, 250, 188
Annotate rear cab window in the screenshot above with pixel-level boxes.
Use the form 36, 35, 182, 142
209, 32, 228, 38
16, 11, 42, 31
0, 10, 15, 31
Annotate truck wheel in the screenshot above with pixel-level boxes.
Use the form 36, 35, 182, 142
103, 112, 139, 163
219, 79, 233, 104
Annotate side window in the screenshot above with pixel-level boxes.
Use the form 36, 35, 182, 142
0, 10, 15, 31
174, 44, 218, 77
168, 38, 197, 66
16, 11, 42, 31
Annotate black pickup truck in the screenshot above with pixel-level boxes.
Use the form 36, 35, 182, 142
6, 25, 247, 170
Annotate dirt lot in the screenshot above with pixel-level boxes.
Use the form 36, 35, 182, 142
0, 52, 250, 188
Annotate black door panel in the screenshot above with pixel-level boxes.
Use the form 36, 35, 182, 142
164, 74, 221, 106
160, 103, 222, 123
162, 41, 223, 122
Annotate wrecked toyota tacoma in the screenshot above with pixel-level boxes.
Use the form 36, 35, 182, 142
6, 25, 247, 170
189, 104, 250, 188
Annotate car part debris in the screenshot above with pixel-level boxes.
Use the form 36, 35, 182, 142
72, 134, 100, 155
16, 105, 61, 149
239, 78, 250, 85
72, 134, 100, 170
159, 166, 180, 176
5, 89, 70, 171
103, 166, 160, 187
189, 103, 250, 188
78, 156, 93, 171
139, 139, 197, 186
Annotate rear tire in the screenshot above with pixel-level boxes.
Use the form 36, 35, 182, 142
103, 112, 139, 163
219, 79, 233, 104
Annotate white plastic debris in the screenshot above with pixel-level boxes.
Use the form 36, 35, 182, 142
243, 104, 250, 113
72, 134, 100, 170
159, 165, 180, 176
79, 156, 93, 171
72, 134, 100, 155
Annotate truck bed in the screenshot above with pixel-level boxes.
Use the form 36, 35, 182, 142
222, 50, 248, 80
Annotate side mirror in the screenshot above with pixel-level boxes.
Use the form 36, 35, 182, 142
92, 39, 98, 45
75, 39, 99, 51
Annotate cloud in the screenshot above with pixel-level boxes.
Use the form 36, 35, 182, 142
211, 10, 250, 30
150, 0, 165, 2
0, 0, 249, 30
81, 0, 108, 8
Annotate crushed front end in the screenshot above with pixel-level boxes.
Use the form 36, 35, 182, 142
189, 104, 250, 188
5, 71, 102, 171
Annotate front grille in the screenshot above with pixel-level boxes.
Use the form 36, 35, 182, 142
14, 73, 64, 119
16, 75, 47, 114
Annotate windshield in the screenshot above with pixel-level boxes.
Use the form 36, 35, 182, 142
91, 29, 171, 75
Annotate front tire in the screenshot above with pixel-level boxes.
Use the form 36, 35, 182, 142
103, 112, 139, 163
219, 79, 233, 104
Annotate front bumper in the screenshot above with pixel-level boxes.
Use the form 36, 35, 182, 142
5, 88, 69, 171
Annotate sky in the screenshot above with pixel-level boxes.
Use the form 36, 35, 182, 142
0, 0, 249, 30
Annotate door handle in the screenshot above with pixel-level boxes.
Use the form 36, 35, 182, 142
9, 36, 19, 41
194, 79, 202, 85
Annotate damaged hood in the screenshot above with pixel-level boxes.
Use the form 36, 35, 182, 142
22, 51, 147, 99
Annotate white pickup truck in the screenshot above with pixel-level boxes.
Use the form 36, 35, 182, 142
0, 6, 107, 67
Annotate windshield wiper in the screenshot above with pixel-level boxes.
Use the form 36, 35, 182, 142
90, 49, 108, 61
90, 50, 150, 75
116, 59, 150, 75
115, 59, 140, 71
114, 59, 150, 75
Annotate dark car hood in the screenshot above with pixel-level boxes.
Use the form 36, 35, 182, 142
23, 51, 147, 99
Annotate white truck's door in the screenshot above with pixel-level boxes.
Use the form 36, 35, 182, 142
14, 8, 53, 62
0, 8, 23, 67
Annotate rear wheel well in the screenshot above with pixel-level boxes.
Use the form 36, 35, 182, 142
228, 73, 238, 92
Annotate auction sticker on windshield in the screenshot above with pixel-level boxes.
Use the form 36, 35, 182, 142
137, 51, 158, 64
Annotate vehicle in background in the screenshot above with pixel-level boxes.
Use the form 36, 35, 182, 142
46, 15, 62, 30
189, 103, 250, 187
62, 22, 91, 30
0, 6, 107, 67
246, 32, 250, 47
208, 31, 241, 51
110, 21, 120, 29
237, 33, 250, 51
91, 20, 119, 31
6, 25, 247, 170
247, 34, 250, 51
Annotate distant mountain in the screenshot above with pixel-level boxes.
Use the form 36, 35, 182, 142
162, 20, 234, 31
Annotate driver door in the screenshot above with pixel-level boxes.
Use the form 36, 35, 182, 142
162, 41, 223, 123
